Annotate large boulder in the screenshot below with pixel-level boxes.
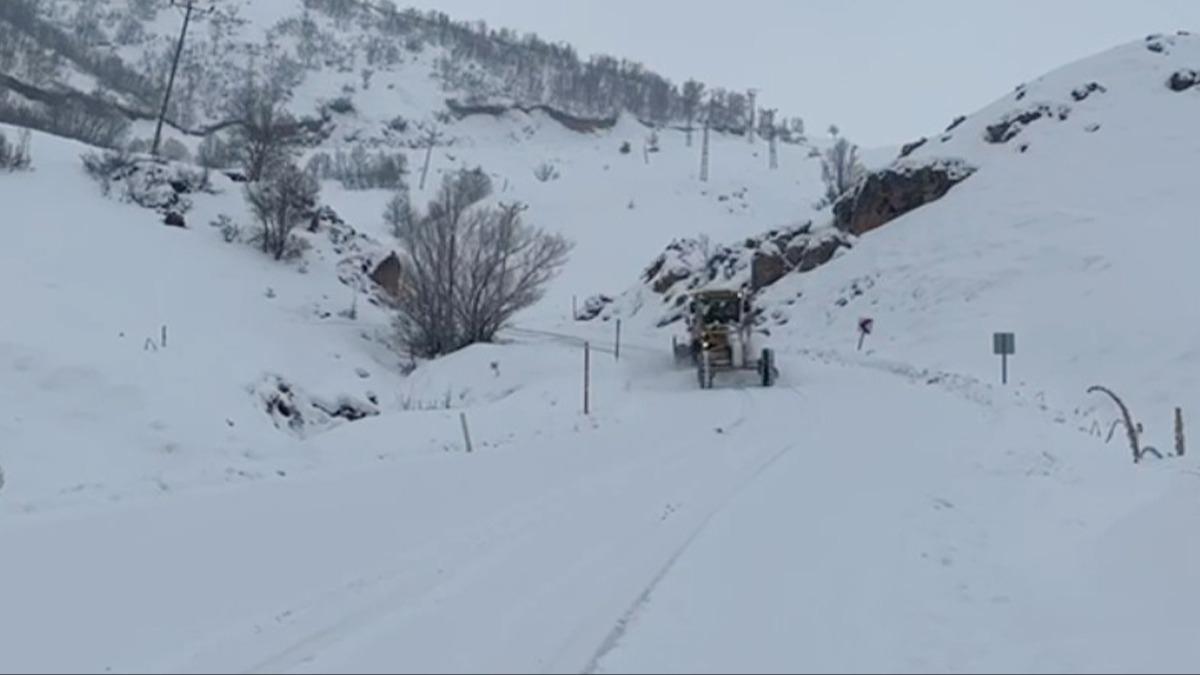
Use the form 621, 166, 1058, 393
832, 159, 975, 236
370, 252, 403, 297
751, 233, 849, 290
1168, 69, 1199, 92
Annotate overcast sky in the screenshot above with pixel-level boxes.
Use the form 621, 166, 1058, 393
399, 0, 1200, 147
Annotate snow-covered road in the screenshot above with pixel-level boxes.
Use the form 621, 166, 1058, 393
5, 347, 1195, 674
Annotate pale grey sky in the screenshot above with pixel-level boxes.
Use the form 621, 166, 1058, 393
400, 0, 1200, 147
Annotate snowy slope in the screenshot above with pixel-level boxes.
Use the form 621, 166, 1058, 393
758, 32, 1200, 442
0, 126, 408, 513
607, 32, 1200, 453
0, 106, 828, 514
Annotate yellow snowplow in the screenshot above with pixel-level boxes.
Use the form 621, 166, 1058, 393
672, 289, 778, 389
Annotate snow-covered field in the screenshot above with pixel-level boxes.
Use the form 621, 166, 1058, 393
3, 11, 1200, 673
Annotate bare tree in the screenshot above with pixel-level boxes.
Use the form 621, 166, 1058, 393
245, 162, 319, 260
226, 79, 302, 181
820, 136, 866, 206
395, 169, 571, 356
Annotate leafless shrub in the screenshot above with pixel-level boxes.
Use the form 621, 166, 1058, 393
308, 147, 408, 190
245, 162, 320, 260
80, 148, 137, 196
533, 161, 559, 182
394, 168, 571, 356
819, 136, 866, 207
0, 128, 32, 171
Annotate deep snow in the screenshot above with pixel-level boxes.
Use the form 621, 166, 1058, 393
2, 21, 1200, 675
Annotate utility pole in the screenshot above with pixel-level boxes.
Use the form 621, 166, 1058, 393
700, 101, 711, 182
763, 108, 779, 170
152, 0, 205, 157
419, 127, 442, 190
746, 89, 758, 143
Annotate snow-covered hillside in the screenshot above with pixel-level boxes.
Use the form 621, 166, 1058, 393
767, 31, 1200, 440
0, 105, 829, 514
609, 31, 1200, 454
3, 6, 1200, 673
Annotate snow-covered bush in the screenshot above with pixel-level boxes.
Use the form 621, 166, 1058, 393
210, 214, 240, 242
80, 149, 137, 197
159, 138, 191, 163
256, 374, 379, 437
322, 96, 356, 115
533, 161, 560, 182
386, 115, 409, 133
245, 162, 320, 261
0, 128, 32, 171
309, 146, 408, 190
81, 150, 209, 215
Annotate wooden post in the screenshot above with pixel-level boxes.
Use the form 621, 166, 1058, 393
1176, 407, 1185, 457
572, 295, 577, 320
583, 342, 591, 415
460, 412, 473, 453
1002, 353, 1008, 385
161, 324, 167, 349
615, 319, 622, 361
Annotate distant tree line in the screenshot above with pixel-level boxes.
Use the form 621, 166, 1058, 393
303, 0, 807, 138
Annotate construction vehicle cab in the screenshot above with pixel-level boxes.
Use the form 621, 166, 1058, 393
673, 288, 778, 389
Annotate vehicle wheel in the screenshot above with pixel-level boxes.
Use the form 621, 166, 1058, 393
760, 348, 776, 387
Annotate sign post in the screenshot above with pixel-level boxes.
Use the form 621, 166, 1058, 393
993, 332, 1016, 385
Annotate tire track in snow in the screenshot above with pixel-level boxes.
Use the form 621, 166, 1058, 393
185, 399, 751, 675
233, 445, 704, 675
579, 440, 798, 675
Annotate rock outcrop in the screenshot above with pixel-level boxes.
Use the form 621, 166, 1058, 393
832, 159, 975, 236
370, 251, 403, 297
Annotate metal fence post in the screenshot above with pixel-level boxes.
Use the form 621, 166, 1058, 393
584, 342, 591, 415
